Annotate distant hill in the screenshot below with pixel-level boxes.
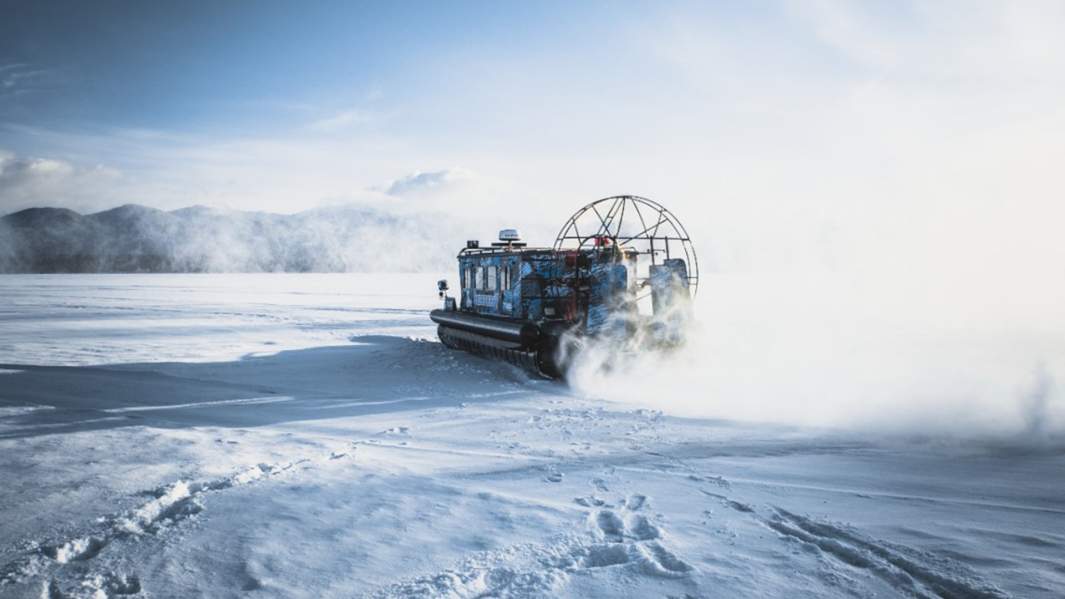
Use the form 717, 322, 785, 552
0, 204, 461, 273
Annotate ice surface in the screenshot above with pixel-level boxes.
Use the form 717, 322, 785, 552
0, 274, 1062, 598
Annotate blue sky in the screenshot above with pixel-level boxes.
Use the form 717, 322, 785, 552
3, 1, 682, 142
4, 3, 620, 132
1, 1, 1063, 275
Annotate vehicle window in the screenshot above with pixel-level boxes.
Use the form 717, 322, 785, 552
486, 265, 497, 291
509, 263, 520, 289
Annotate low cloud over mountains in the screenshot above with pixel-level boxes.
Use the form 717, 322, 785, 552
0, 203, 462, 273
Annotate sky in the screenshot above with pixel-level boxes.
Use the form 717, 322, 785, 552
1, 0, 1064, 274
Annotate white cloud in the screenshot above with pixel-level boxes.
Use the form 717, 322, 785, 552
791, 0, 1065, 84
0, 63, 56, 98
306, 108, 377, 132
0, 149, 122, 214
384, 168, 472, 197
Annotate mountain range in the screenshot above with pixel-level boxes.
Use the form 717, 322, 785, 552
0, 204, 459, 273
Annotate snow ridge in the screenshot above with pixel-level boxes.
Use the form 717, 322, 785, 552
1, 448, 355, 598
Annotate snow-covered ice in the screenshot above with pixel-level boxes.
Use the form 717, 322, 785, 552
0, 274, 1062, 598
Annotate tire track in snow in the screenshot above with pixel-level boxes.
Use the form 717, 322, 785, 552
766, 508, 1010, 599
0, 444, 357, 597
699, 489, 754, 514
686, 468, 1011, 599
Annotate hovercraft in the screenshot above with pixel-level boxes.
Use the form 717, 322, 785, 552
431, 195, 698, 378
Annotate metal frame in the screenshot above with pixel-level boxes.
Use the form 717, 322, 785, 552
553, 195, 699, 297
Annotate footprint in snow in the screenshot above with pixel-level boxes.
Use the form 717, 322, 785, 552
591, 509, 661, 542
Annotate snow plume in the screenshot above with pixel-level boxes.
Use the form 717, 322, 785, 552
560, 2, 1065, 444
566, 272, 1065, 444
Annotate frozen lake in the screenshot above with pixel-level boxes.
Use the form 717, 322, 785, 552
0, 274, 1062, 598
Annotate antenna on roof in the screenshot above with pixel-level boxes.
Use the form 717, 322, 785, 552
492, 228, 527, 248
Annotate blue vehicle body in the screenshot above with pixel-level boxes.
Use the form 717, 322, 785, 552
456, 246, 631, 330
